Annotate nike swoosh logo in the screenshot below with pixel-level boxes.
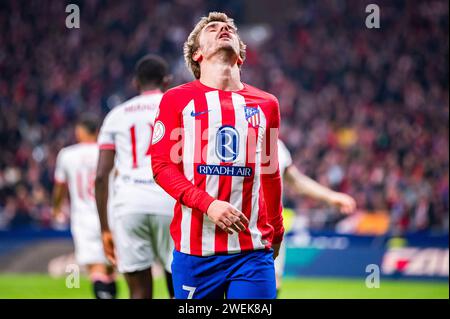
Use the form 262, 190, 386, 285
190, 110, 210, 117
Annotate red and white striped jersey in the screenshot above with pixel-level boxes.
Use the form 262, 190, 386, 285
98, 90, 176, 216
54, 143, 98, 221
151, 80, 284, 256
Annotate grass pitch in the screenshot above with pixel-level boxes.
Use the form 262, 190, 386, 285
0, 274, 447, 299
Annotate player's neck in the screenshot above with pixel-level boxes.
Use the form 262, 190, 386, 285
140, 85, 161, 95
199, 56, 243, 91
79, 137, 96, 144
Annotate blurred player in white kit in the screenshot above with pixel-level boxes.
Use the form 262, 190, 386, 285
52, 114, 117, 299
276, 139, 357, 297
95, 55, 175, 299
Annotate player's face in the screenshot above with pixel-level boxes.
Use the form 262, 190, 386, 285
197, 21, 240, 60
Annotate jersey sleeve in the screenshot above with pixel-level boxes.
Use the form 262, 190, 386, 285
261, 97, 284, 245
278, 139, 293, 175
150, 91, 215, 213
98, 110, 119, 150
54, 149, 67, 184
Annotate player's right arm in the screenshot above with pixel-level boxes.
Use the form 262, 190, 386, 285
150, 91, 248, 233
284, 165, 356, 214
52, 150, 68, 223
95, 112, 118, 265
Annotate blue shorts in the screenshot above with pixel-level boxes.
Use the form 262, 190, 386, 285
171, 249, 276, 299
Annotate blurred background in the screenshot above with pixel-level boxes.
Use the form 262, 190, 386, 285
0, 0, 448, 298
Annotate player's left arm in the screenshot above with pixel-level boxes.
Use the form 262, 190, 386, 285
284, 165, 356, 214
261, 98, 284, 258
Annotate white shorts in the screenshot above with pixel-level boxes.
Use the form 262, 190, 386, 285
274, 240, 286, 277
71, 217, 108, 266
113, 213, 173, 274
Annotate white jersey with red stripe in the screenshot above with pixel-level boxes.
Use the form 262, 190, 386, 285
151, 80, 284, 256
278, 139, 293, 178
98, 91, 176, 216
54, 143, 98, 222
274, 140, 294, 277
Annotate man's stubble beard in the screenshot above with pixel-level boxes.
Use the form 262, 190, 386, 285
210, 43, 239, 62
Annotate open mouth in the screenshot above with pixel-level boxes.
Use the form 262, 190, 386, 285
218, 32, 231, 40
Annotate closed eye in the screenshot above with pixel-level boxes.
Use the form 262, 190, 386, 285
204, 22, 236, 33
205, 23, 218, 32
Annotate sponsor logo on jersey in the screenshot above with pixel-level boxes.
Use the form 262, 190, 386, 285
190, 109, 210, 117
197, 164, 252, 177
215, 125, 239, 162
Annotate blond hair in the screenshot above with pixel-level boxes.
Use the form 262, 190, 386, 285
184, 12, 246, 79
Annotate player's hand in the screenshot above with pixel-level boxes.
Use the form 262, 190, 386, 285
101, 230, 116, 266
272, 243, 281, 260
52, 209, 66, 224
329, 192, 356, 214
206, 200, 249, 234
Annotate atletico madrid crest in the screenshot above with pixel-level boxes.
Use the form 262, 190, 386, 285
244, 106, 260, 128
